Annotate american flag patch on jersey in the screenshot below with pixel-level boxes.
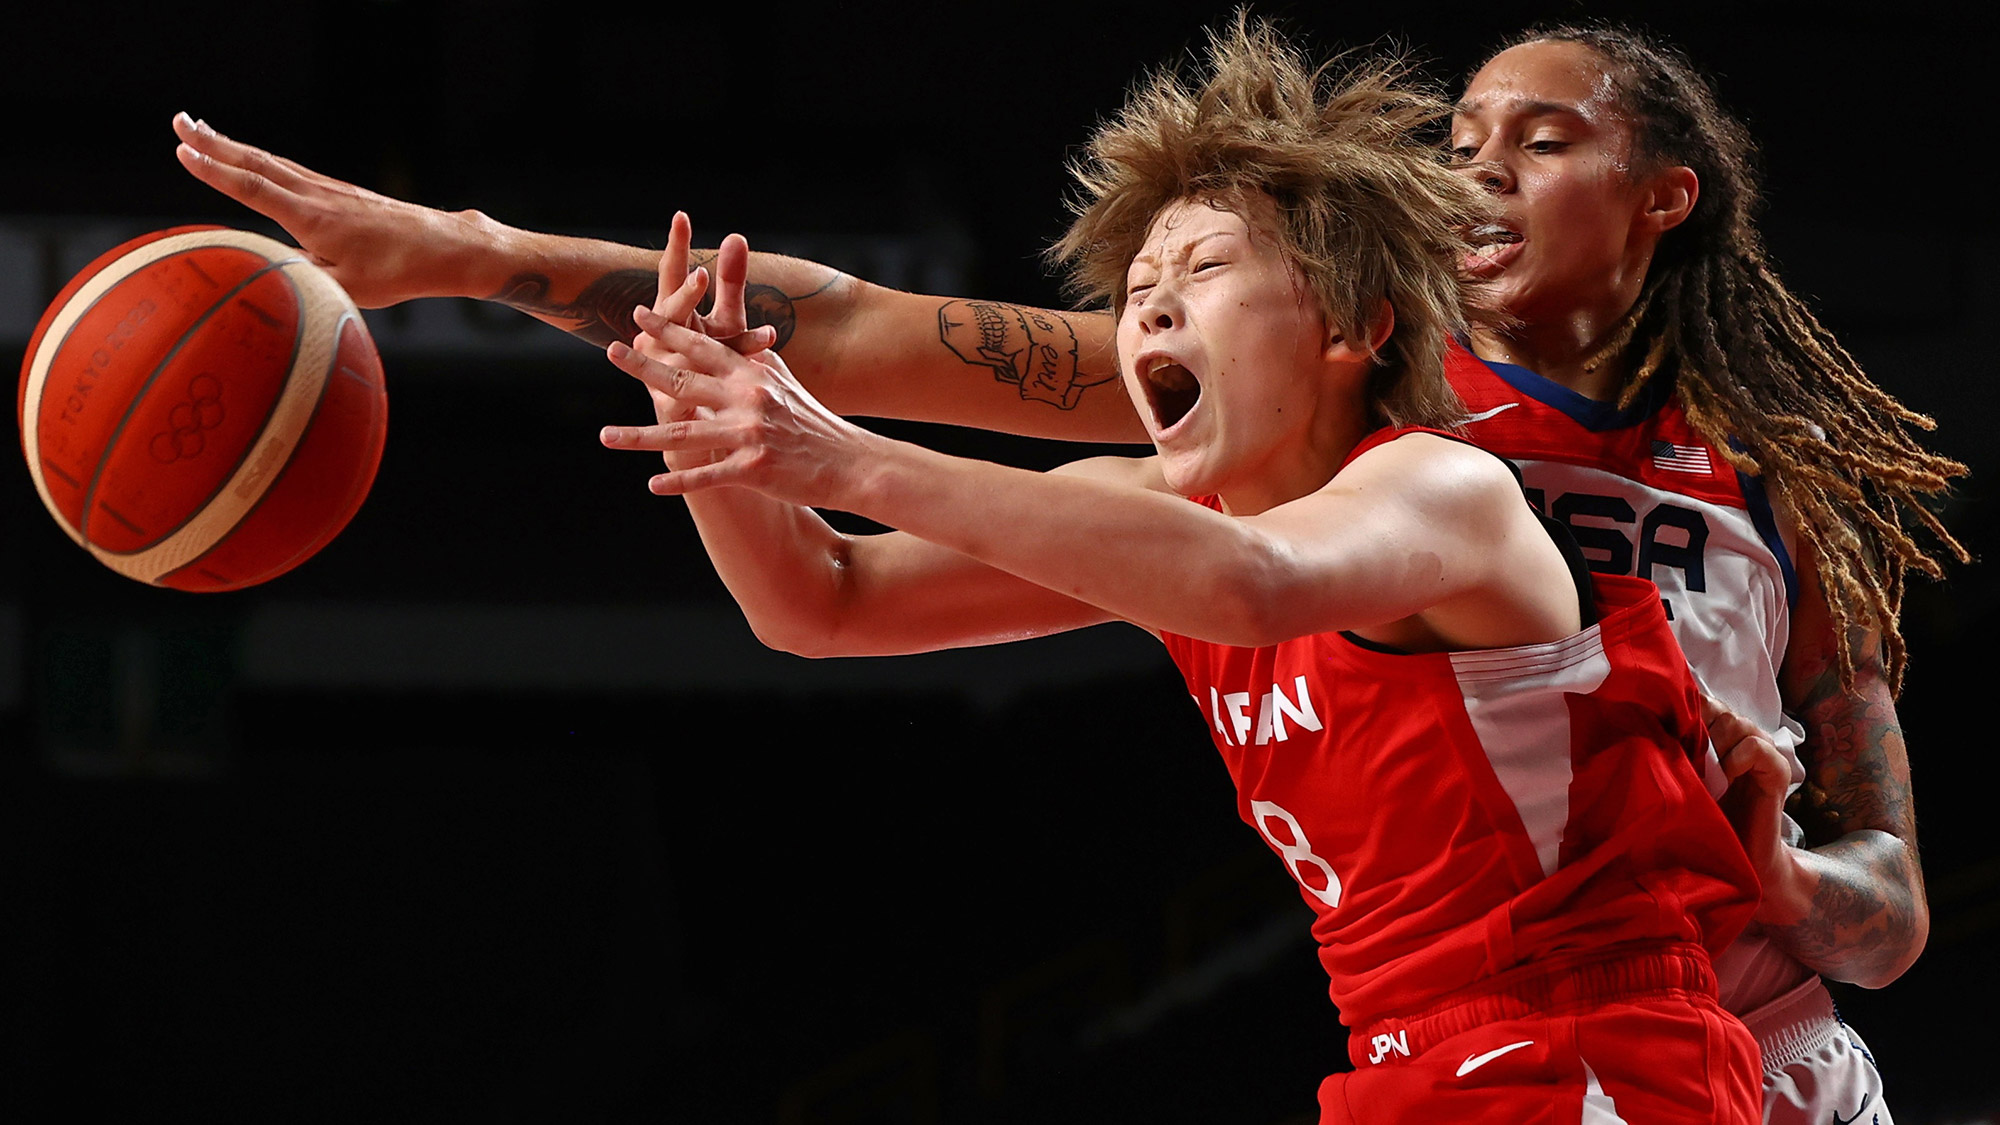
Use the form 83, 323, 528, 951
1651, 440, 1712, 475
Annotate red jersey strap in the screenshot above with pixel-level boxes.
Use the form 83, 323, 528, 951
1343, 424, 1528, 492
1339, 424, 1461, 471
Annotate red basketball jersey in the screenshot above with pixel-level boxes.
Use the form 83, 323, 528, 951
1444, 341, 1810, 1012
1159, 429, 1758, 1031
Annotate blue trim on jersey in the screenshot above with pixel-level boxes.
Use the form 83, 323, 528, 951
1460, 343, 1796, 607
1466, 350, 1670, 432
1738, 469, 1799, 610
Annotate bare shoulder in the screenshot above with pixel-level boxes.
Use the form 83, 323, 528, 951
1313, 432, 1573, 651
1051, 453, 1172, 492
1333, 431, 1519, 515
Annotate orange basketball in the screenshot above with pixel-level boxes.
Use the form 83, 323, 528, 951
17, 226, 387, 591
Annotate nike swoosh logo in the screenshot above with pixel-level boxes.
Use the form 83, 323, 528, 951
1463, 402, 1520, 423
1456, 1039, 1535, 1077
1832, 1093, 1873, 1125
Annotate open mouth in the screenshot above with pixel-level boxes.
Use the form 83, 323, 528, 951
1465, 223, 1523, 273
1464, 221, 1520, 260
1140, 356, 1202, 432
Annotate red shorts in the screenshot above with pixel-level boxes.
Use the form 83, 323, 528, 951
1320, 945, 1761, 1124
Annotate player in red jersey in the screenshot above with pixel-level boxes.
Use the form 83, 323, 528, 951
590, 21, 1773, 1120
172, 20, 1962, 1125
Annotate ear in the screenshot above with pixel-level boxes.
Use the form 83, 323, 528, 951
1640, 165, 1699, 236
1326, 300, 1395, 363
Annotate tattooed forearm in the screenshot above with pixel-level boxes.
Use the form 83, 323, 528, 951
490, 269, 659, 347
1764, 833, 1924, 987
696, 277, 820, 352
489, 252, 841, 351
687, 252, 843, 352
1770, 623, 1928, 986
1791, 625, 1914, 845
937, 300, 1118, 409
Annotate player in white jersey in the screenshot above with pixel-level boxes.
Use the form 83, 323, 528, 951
1440, 29, 1966, 1121
171, 21, 1966, 1125
1444, 343, 1805, 781
1444, 341, 1862, 1116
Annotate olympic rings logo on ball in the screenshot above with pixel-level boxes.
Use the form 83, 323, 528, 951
150, 373, 226, 463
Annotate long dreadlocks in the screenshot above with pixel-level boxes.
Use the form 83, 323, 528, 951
1485, 24, 1968, 694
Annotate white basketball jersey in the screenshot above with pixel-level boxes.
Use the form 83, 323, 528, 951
1447, 342, 1813, 1011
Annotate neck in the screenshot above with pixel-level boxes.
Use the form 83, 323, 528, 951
1470, 307, 1637, 402
1476, 257, 1656, 402
1216, 402, 1374, 518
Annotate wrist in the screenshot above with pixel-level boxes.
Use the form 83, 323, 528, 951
440, 209, 529, 300
832, 429, 918, 521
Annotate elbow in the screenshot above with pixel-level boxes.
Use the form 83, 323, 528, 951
1849, 947, 1922, 991
1861, 838, 1932, 989
740, 600, 858, 660
745, 615, 832, 659
1856, 895, 1930, 990
736, 547, 868, 660
1228, 601, 1305, 650
752, 622, 864, 661
1837, 843, 1931, 989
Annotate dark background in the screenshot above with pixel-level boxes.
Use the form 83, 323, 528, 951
6, 1, 1996, 1121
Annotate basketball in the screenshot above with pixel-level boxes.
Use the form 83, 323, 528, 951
17, 226, 388, 591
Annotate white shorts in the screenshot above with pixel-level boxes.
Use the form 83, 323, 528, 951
1742, 977, 1891, 1125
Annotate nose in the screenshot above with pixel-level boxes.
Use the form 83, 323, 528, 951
1135, 282, 1182, 334
1459, 139, 1514, 195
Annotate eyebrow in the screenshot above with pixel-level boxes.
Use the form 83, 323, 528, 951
1129, 229, 1240, 270
1451, 98, 1588, 122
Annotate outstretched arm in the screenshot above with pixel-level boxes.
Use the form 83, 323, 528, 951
1765, 544, 1929, 988
606, 319, 1563, 652
651, 406, 1136, 657
171, 114, 1140, 442
612, 219, 1121, 656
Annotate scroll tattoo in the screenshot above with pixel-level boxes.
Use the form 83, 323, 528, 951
937, 300, 1112, 409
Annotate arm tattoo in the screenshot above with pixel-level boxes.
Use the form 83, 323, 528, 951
937, 300, 1117, 409
693, 273, 828, 352
491, 251, 834, 351
490, 269, 658, 348
1791, 627, 1913, 845
1775, 624, 1925, 982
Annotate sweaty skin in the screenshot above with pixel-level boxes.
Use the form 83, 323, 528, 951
169, 112, 1135, 443
598, 203, 1584, 659
1450, 41, 1697, 401
1444, 41, 1927, 989
172, 69, 1925, 985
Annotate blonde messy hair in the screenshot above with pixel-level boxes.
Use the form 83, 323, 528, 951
1051, 13, 1496, 429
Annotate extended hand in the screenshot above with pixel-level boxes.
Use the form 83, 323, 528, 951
618, 219, 781, 472
172, 112, 491, 307
601, 321, 872, 507
643, 212, 777, 355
